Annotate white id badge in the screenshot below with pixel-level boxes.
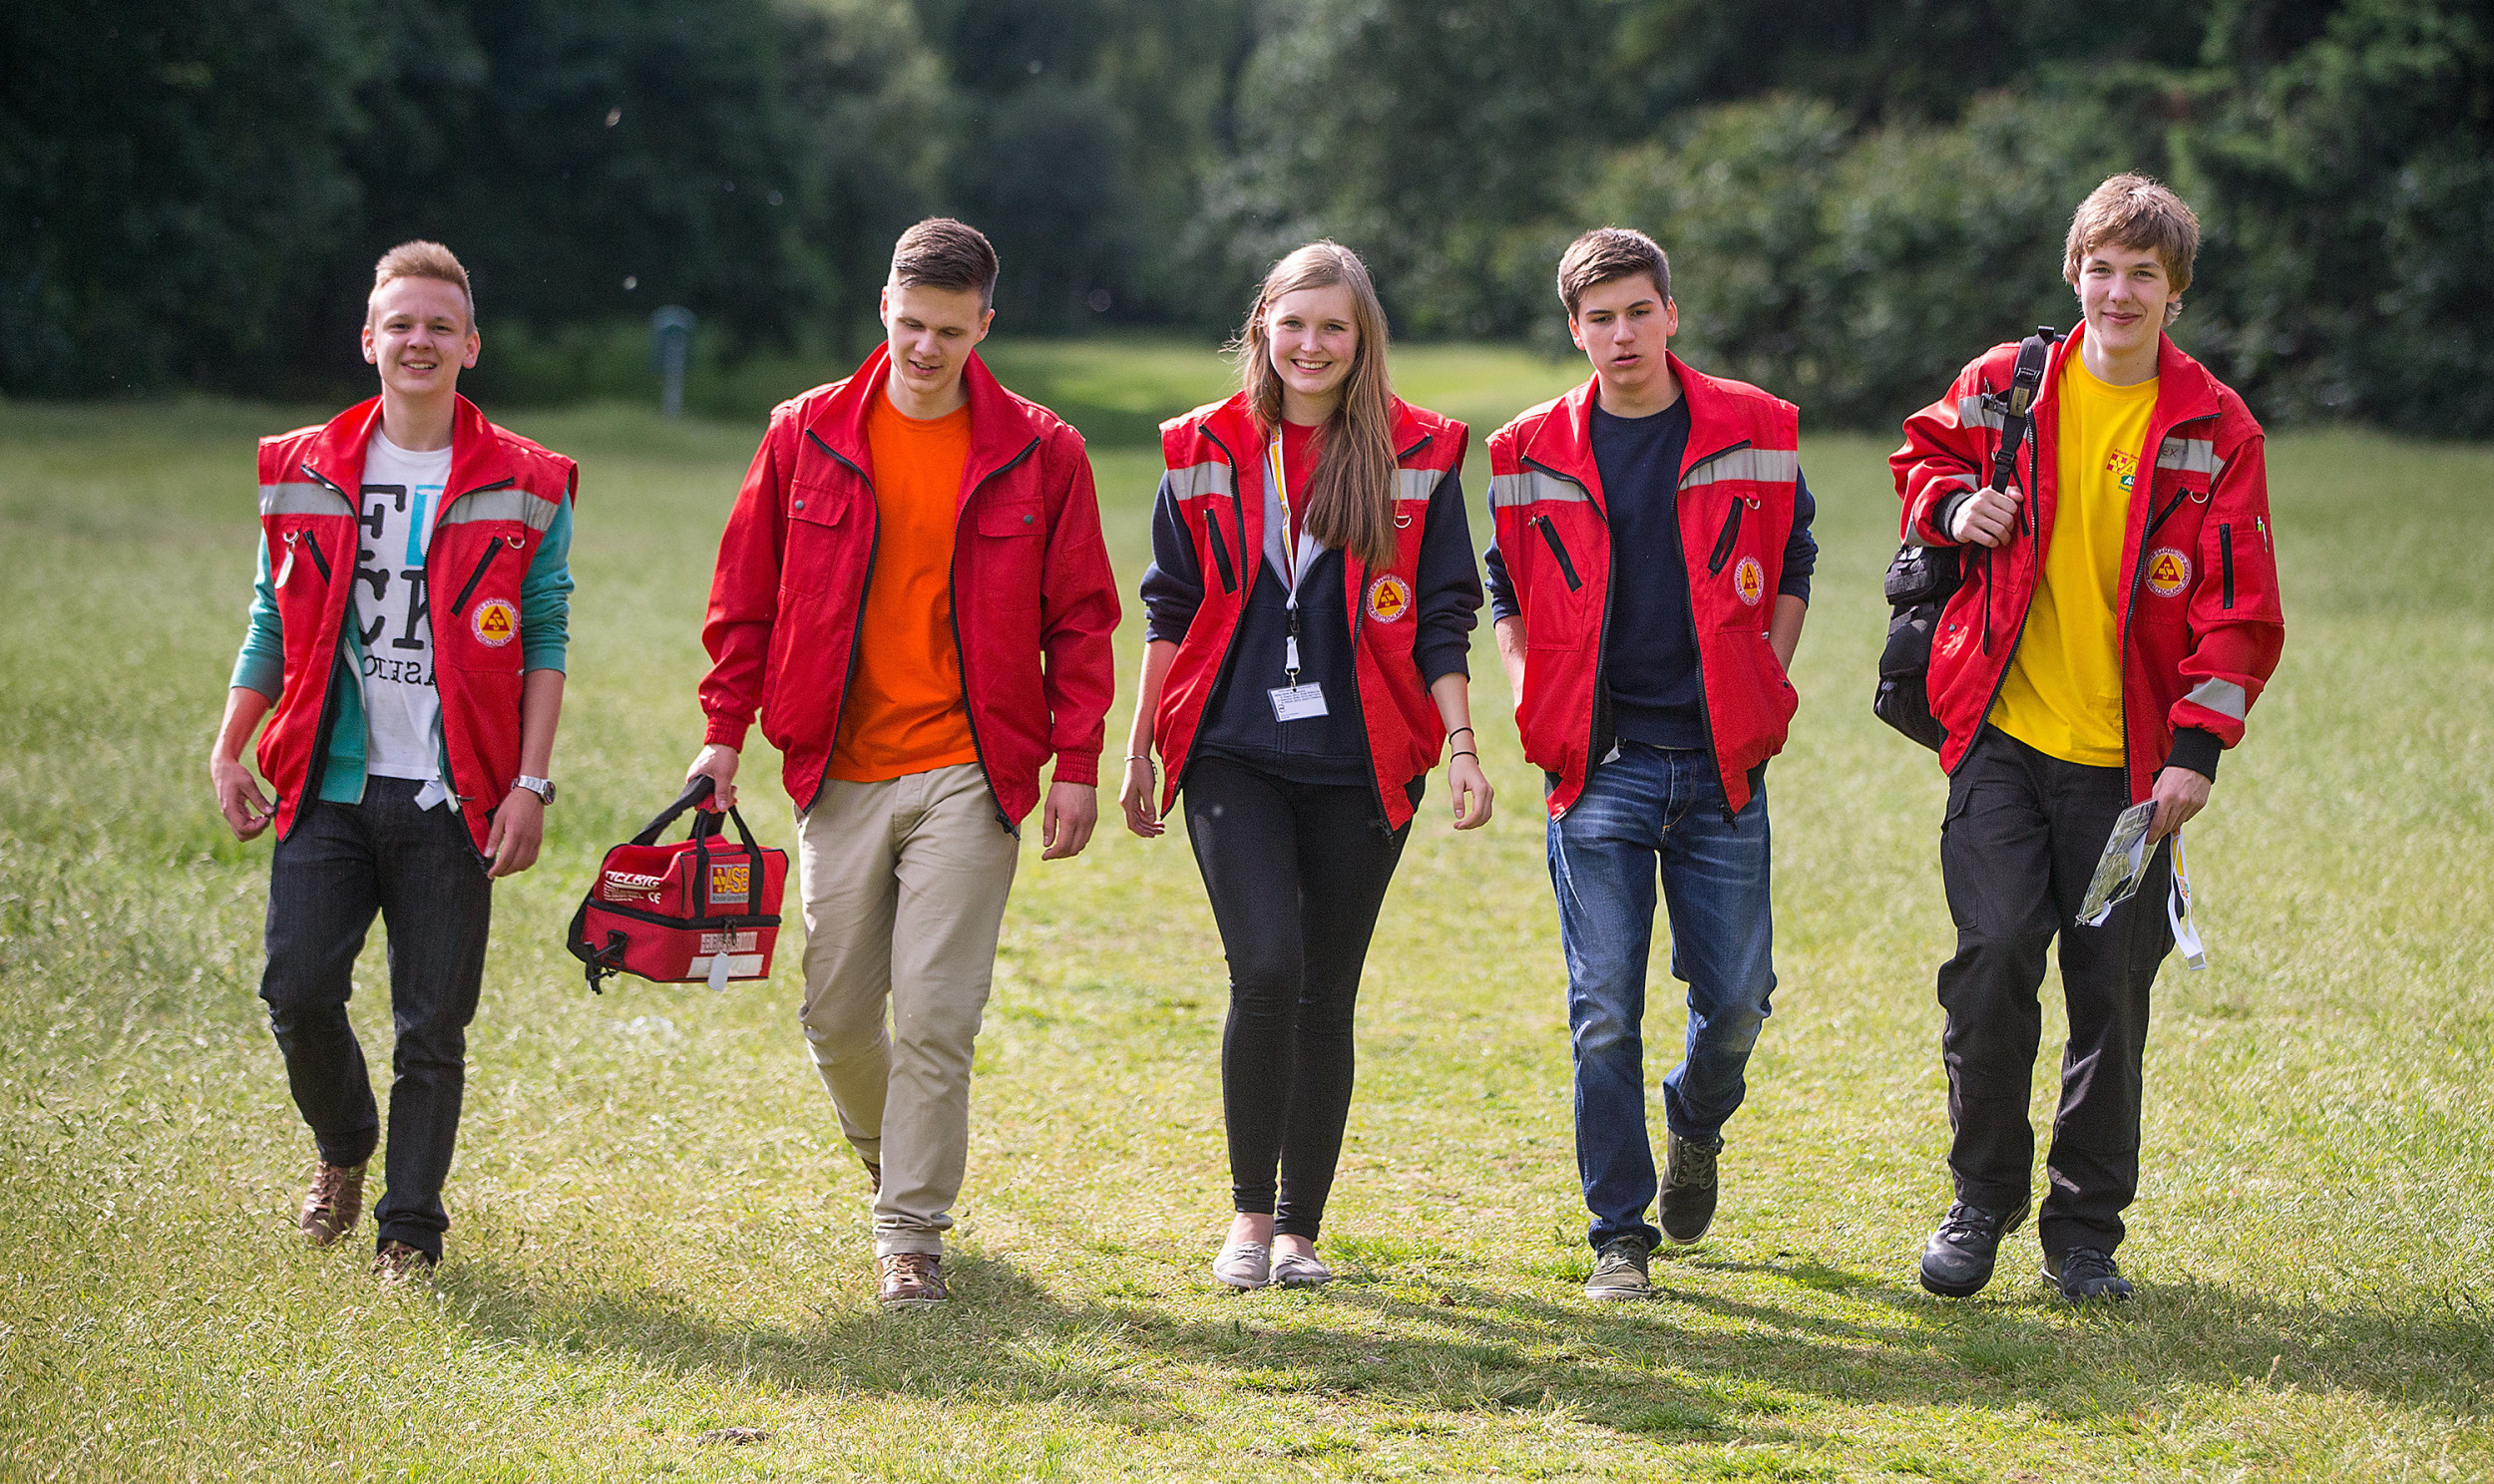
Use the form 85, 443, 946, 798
1269, 683, 1329, 722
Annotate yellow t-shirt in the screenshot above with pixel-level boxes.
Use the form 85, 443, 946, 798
825, 390, 981, 783
1988, 356, 2158, 767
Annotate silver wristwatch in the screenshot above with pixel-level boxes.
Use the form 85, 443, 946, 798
514, 775, 557, 805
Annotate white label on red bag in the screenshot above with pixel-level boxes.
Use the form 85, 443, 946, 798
603, 869, 666, 903
698, 930, 759, 954
687, 953, 763, 979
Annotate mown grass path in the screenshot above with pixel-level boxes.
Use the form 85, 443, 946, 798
3, 361, 2489, 1480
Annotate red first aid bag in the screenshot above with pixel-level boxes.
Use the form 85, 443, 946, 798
567, 777, 788, 993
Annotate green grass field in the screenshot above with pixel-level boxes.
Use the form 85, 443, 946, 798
3, 341, 2491, 1482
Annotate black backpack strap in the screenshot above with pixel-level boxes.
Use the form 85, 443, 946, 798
1986, 326, 2059, 493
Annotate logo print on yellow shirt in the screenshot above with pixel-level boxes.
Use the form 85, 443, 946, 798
2103, 447, 2140, 494
2144, 547, 2191, 597
1733, 556, 1767, 607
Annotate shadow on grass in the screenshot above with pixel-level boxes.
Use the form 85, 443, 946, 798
433, 1246, 2492, 1448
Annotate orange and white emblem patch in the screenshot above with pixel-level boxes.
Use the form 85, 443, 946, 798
1365, 573, 1412, 623
471, 598, 518, 647
2144, 548, 2191, 597
1732, 556, 1767, 607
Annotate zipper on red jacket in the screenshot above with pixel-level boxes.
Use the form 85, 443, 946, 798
1346, 429, 1435, 833
1204, 509, 1240, 592
948, 434, 1043, 834
1168, 423, 1257, 806
2113, 415, 2216, 795
1522, 455, 1611, 817
1531, 516, 1583, 589
803, 429, 883, 815
2219, 524, 2235, 608
450, 537, 522, 617
1678, 438, 1756, 820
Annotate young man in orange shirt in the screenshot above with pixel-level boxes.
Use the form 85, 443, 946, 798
686, 219, 1120, 1306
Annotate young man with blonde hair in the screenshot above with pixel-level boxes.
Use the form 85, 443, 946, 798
687, 217, 1119, 1307
211, 240, 576, 1278
1893, 175, 2284, 1301
1486, 227, 1817, 1300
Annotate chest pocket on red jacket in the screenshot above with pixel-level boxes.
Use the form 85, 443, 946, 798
1523, 511, 1594, 646
2136, 469, 2209, 631
780, 484, 850, 597
973, 496, 1044, 611
441, 526, 530, 666
1697, 486, 1776, 623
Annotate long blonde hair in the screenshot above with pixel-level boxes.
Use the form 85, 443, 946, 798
1229, 241, 1399, 569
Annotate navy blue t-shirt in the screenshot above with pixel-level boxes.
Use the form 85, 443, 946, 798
1589, 399, 1819, 751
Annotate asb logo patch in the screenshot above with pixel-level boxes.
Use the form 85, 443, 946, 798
471, 598, 518, 647
1365, 573, 1412, 623
2145, 547, 2192, 597
708, 862, 750, 906
1733, 556, 1767, 607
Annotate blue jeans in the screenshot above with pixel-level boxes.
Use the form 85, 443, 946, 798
1549, 742, 1776, 1251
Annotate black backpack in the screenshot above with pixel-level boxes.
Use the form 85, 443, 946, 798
1873, 327, 2058, 752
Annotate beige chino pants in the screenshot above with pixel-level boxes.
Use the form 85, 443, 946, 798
796, 762, 1020, 1257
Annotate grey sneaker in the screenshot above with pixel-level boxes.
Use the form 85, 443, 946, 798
1212, 1242, 1270, 1290
1660, 1131, 1722, 1244
1583, 1237, 1651, 1301
1270, 1248, 1333, 1287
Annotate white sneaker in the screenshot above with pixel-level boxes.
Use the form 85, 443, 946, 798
1212, 1242, 1270, 1290
1270, 1249, 1333, 1287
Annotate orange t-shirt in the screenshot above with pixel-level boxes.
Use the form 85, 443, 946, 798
825, 389, 980, 783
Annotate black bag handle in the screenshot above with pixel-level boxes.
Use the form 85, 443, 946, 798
1986, 326, 2059, 494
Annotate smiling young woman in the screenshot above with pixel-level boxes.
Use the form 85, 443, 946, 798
1118, 241, 1493, 1291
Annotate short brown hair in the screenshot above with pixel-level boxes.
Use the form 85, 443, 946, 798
2064, 174, 2200, 299
890, 217, 1001, 311
1557, 227, 1671, 316
369, 240, 474, 325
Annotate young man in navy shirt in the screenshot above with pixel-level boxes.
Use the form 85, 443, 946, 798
1486, 228, 1815, 1300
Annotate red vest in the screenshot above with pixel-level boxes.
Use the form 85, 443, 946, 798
1153, 393, 1466, 832
254, 397, 577, 855
1489, 359, 1800, 818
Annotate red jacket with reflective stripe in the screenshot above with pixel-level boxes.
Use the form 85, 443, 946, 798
254, 396, 577, 856
1152, 393, 1466, 832
1890, 328, 2285, 802
698, 346, 1121, 821
1488, 359, 1801, 818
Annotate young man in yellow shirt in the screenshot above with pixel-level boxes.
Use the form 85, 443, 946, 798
1890, 177, 2286, 1301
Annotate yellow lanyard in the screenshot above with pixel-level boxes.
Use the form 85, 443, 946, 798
1267, 431, 1299, 580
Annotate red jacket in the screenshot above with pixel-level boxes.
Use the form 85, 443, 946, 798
1890, 328, 2285, 800
698, 346, 1120, 822
255, 396, 577, 855
1489, 359, 1802, 818
1151, 393, 1468, 832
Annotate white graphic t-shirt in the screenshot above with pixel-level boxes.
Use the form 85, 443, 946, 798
355, 431, 454, 795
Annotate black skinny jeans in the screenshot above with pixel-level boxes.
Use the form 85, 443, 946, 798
1183, 756, 1410, 1240
259, 777, 493, 1258
1937, 727, 2174, 1260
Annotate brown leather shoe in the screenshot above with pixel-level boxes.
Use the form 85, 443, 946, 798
876, 1252, 946, 1308
372, 1240, 438, 1282
299, 1160, 366, 1247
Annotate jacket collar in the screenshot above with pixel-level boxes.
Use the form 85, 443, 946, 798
808, 344, 1044, 506
1196, 389, 1435, 463
1520, 352, 1729, 510
2042, 323, 2223, 432
296, 394, 515, 503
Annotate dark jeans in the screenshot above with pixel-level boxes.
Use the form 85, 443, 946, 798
1549, 741, 1776, 1251
1938, 727, 2173, 1259
260, 777, 493, 1259
1183, 755, 1410, 1241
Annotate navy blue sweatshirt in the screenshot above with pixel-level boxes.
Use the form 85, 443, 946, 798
1484, 398, 1816, 751
1141, 468, 1482, 788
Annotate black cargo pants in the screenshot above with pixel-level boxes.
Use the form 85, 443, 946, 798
1936, 726, 2174, 1260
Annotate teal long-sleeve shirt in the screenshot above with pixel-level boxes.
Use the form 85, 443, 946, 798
230, 499, 574, 804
